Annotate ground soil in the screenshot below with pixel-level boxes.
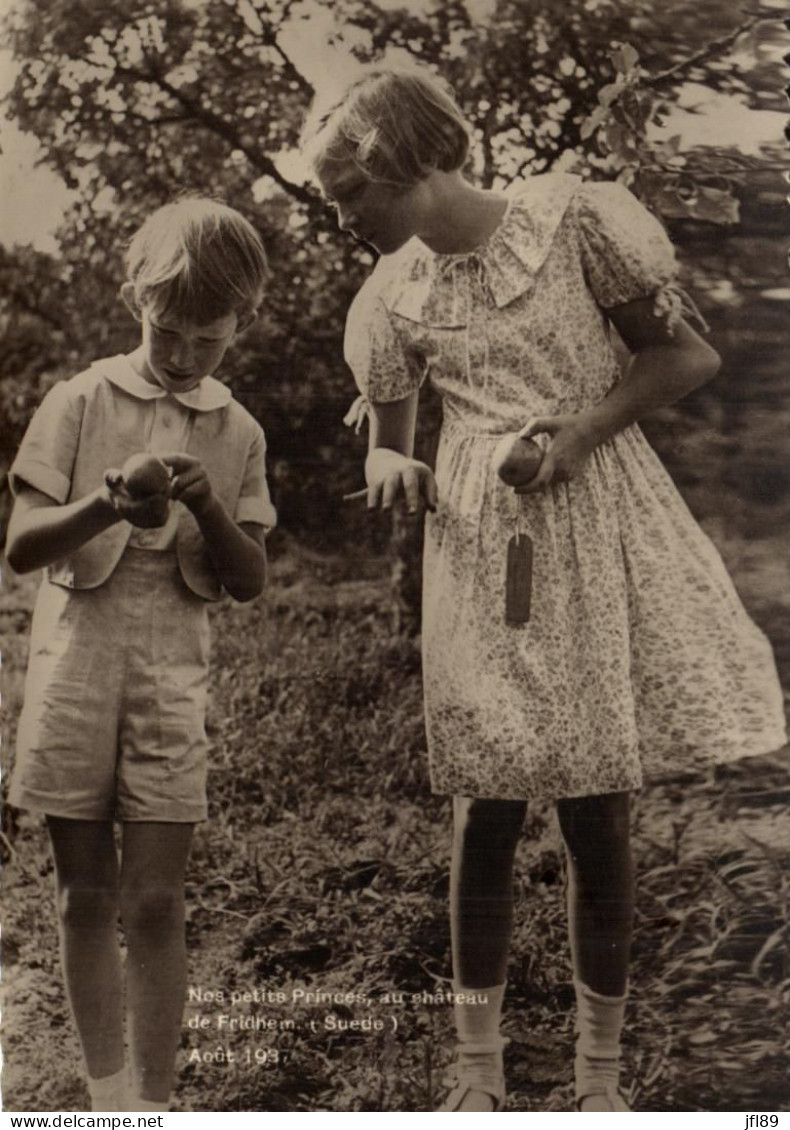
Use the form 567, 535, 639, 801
1, 530, 788, 1113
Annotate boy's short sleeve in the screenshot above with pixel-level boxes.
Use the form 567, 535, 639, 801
344, 290, 424, 403
234, 423, 277, 529
574, 181, 679, 313
9, 381, 82, 502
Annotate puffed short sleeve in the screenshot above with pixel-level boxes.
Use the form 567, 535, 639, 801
234, 423, 277, 529
9, 380, 82, 502
344, 288, 424, 404
575, 181, 683, 318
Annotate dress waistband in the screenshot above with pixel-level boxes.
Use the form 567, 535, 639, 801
441, 416, 524, 443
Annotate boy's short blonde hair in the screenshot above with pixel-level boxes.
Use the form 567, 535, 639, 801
302, 68, 470, 189
125, 197, 269, 324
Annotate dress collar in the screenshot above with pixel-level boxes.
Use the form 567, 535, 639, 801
96, 354, 232, 412
376, 173, 582, 325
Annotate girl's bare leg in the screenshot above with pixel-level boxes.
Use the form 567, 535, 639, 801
556, 791, 633, 995
119, 822, 194, 1105
47, 818, 124, 1079
447, 796, 526, 1111
557, 791, 634, 1110
451, 796, 527, 985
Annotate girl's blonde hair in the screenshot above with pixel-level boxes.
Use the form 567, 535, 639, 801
302, 68, 471, 189
125, 197, 269, 323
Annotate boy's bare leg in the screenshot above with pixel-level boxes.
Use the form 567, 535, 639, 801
120, 822, 194, 1105
47, 817, 125, 1079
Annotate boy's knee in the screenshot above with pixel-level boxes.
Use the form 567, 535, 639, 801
57, 883, 118, 930
120, 886, 185, 936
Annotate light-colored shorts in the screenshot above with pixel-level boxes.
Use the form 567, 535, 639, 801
10, 548, 210, 822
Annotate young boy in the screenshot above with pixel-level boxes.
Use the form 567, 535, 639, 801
6, 197, 275, 1112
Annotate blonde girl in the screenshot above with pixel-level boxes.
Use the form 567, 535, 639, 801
302, 69, 786, 1111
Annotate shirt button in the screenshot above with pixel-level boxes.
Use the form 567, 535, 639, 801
136, 532, 151, 546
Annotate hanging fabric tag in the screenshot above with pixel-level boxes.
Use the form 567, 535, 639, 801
505, 531, 533, 624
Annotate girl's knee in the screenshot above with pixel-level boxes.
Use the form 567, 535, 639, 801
558, 791, 631, 857
57, 883, 118, 930
454, 795, 527, 848
119, 885, 185, 936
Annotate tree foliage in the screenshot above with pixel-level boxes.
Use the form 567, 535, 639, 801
0, 0, 779, 547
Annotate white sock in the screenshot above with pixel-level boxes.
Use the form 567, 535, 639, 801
453, 982, 506, 1096
127, 1096, 170, 1112
87, 1067, 126, 1113
573, 979, 627, 1102
454, 981, 506, 1047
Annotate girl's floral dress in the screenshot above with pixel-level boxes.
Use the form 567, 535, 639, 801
344, 174, 786, 799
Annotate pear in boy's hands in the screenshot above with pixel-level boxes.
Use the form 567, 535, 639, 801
104, 453, 171, 527
121, 453, 171, 498
492, 433, 543, 488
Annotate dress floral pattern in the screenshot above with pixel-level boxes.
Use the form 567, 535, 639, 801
344, 173, 787, 800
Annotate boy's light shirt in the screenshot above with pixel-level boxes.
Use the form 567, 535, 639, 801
10, 354, 276, 598
105, 357, 224, 552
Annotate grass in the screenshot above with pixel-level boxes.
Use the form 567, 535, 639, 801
1, 534, 789, 1112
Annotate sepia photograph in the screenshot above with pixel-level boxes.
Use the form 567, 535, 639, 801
1, 0, 788, 1114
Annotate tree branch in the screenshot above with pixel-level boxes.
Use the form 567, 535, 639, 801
114, 61, 315, 205
125, 110, 191, 126
646, 12, 767, 88
251, 13, 314, 96
217, 0, 313, 97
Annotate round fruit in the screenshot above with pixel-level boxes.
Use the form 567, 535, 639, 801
121, 453, 170, 498
134, 494, 170, 528
492, 433, 543, 487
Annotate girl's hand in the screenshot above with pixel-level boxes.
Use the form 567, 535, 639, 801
365, 447, 438, 513
161, 452, 215, 517
514, 413, 599, 494
103, 468, 170, 528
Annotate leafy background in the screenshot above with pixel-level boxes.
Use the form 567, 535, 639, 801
1, 0, 788, 1112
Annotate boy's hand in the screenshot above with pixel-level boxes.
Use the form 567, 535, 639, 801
161, 452, 215, 518
103, 468, 170, 528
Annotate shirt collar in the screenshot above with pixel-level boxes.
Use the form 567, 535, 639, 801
97, 354, 232, 412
